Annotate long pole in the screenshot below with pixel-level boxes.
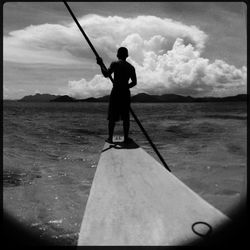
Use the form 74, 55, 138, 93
63, 1, 171, 172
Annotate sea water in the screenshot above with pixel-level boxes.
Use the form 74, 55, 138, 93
3, 101, 247, 245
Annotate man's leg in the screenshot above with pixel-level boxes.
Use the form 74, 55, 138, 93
123, 119, 130, 141
108, 119, 115, 142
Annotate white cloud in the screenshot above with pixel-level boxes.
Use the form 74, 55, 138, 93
4, 14, 246, 97
66, 37, 246, 98
65, 75, 111, 99
3, 85, 26, 99
4, 15, 207, 64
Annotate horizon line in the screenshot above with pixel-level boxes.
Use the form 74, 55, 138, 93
3, 92, 247, 101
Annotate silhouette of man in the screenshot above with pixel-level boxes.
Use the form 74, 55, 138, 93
97, 47, 137, 143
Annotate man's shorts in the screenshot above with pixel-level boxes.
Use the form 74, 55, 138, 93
108, 88, 131, 122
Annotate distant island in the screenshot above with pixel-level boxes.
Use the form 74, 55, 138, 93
18, 93, 247, 103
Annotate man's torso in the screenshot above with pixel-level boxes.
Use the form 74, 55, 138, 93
110, 60, 135, 89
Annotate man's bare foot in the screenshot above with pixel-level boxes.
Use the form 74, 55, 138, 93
105, 138, 113, 144
124, 137, 133, 144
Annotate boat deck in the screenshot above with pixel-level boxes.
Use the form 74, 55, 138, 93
78, 137, 230, 245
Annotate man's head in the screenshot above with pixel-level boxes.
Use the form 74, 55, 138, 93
117, 47, 128, 60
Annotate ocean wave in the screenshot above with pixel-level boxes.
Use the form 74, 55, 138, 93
3, 169, 41, 187
205, 115, 246, 120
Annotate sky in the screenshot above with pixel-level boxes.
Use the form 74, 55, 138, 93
3, 1, 247, 99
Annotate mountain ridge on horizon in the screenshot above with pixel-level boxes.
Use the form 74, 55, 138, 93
16, 92, 247, 103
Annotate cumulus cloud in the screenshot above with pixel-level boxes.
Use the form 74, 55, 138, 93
66, 75, 111, 99
4, 23, 86, 65
126, 37, 246, 97
4, 14, 246, 97
66, 37, 246, 98
4, 15, 207, 63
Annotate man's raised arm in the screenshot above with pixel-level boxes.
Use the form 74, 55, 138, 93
96, 57, 112, 78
